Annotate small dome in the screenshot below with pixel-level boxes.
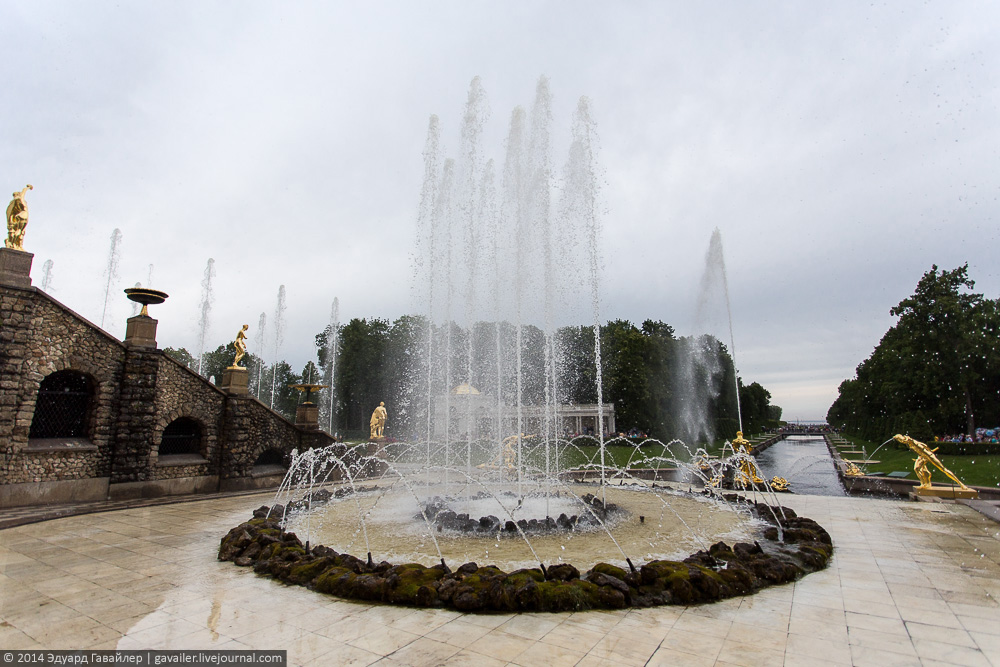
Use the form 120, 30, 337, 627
452, 383, 481, 395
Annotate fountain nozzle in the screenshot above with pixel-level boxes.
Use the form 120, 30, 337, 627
626, 558, 637, 575
539, 563, 548, 580
367, 552, 373, 568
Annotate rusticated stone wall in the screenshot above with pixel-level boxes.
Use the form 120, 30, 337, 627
0, 281, 334, 506
1, 284, 123, 484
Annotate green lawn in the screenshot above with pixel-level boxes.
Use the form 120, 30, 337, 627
835, 434, 1000, 489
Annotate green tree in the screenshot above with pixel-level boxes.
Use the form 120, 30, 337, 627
828, 264, 999, 440
163, 347, 196, 369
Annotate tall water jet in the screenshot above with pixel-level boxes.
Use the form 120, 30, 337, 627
674, 228, 740, 443
320, 298, 340, 434
195, 258, 216, 377
146, 264, 154, 289
130, 282, 142, 316
703, 228, 742, 433
270, 285, 287, 410
562, 96, 607, 499
40, 259, 54, 292
252, 311, 267, 400
411, 77, 607, 500
99, 228, 122, 329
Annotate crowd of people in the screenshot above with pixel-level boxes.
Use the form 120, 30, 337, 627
934, 428, 999, 444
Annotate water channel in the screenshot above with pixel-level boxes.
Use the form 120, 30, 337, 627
754, 435, 846, 496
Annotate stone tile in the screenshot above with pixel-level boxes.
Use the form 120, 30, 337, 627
912, 637, 992, 666
464, 630, 533, 662
302, 642, 380, 667
423, 618, 495, 648
379, 637, 461, 667
348, 627, 421, 655
725, 621, 787, 652
961, 613, 1000, 636
584, 634, 661, 664
905, 620, 978, 648
646, 646, 718, 667
432, 649, 507, 667
849, 643, 922, 666
659, 627, 725, 660
537, 622, 606, 653
496, 613, 562, 640
898, 604, 963, 628
847, 626, 917, 656
672, 611, 732, 637
843, 595, 902, 619
785, 632, 853, 664
788, 616, 849, 642
510, 640, 587, 666
715, 639, 783, 667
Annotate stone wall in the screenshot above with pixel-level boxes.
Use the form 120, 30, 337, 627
1, 285, 124, 485
0, 277, 335, 507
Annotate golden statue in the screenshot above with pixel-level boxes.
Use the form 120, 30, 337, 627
893, 434, 976, 497
843, 461, 865, 477
732, 431, 764, 487
770, 476, 790, 492
5, 185, 33, 250
231, 324, 249, 368
478, 434, 534, 477
370, 401, 387, 439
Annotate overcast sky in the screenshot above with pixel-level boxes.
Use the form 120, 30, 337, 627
4, 2, 998, 421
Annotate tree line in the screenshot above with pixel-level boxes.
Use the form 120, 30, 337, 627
827, 264, 1000, 441
167, 317, 782, 442
315, 317, 781, 442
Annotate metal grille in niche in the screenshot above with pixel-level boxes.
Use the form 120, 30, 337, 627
29, 371, 93, 438
160, 418, 201, 455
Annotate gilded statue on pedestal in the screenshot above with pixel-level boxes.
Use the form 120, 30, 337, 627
370, 401, 387, 439
232, 324, 249, 368
5, 185, 33, 250
893, 434, 972, 491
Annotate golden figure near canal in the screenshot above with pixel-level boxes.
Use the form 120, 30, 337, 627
231, 324, 249, 368
732, 431, 765, 487
893, 434, 974, 492
370, 401, 387, 439
5, 184, 32, 250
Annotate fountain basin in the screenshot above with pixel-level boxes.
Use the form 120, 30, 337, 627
219, 488, 833, 612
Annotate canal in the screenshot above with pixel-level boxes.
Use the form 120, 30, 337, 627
754, 435, 845, 496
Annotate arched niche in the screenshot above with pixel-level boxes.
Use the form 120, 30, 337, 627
29, 370, 95, 439
252, 448, 288, 478
159, 417, 204, 457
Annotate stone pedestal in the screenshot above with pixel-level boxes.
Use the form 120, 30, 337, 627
0, 247, 33, 288
124, 315, 158, 348
912, 486, 979, 500
220, 367, 249, 395
295, 403, 319, 430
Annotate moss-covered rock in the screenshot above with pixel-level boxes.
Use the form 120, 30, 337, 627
219, 501, 834, 613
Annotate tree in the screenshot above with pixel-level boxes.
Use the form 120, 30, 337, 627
164, 347, 196, 369
828, 264, 1000, 439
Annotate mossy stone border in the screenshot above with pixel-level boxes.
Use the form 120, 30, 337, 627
218, 501, 832, 612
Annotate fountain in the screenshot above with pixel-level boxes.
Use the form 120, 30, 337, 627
218, 79, 833, 611
195, 258, 216, 377
99, 228, 122, 329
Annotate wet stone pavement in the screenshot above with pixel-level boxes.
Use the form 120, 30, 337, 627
1, 491, 999, 666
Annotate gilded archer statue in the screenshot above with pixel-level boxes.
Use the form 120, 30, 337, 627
232, 324, 249, 368
370, 401, 387, 439
5, 185, 33, 250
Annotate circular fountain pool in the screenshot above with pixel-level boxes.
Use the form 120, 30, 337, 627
282, 482, 758, 572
